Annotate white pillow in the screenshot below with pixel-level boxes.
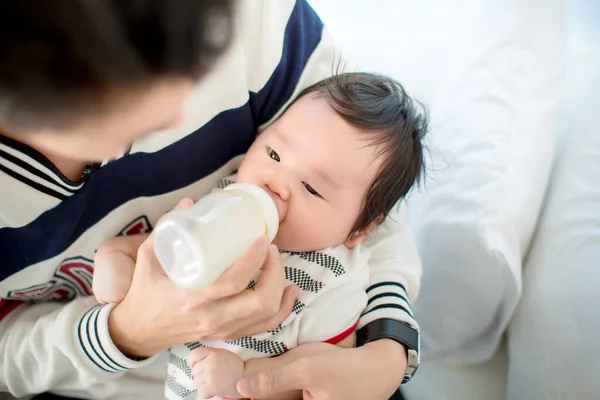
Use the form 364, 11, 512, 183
405, 0, 565, 363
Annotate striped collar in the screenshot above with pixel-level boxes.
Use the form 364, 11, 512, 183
0, 134, 92, 200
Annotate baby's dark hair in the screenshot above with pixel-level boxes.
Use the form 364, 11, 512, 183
297, 73, 428, 236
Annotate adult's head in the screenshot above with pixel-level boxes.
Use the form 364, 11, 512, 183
0, 0, 234, 160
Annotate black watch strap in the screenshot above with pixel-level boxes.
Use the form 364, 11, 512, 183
357, 319, 420, 384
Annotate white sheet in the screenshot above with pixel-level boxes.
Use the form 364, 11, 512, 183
309, 1, 598, 399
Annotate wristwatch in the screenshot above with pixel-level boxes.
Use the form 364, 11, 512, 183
357, 319, 420, 384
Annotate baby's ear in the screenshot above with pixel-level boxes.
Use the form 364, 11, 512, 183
344, 216, 384, 249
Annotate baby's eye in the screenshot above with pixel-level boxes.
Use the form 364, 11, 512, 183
303, 182, 321, 197
268, 147, 280, 162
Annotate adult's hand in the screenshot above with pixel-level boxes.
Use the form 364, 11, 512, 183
108, 198, 298, 358
237, 339, 408, 400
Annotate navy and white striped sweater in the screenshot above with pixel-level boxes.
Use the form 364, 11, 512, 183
0, 1, 420, 398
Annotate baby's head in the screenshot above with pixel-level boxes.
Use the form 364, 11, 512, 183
237, 72, 427, 252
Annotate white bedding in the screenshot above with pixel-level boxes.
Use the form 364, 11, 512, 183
309, 0, 599, 399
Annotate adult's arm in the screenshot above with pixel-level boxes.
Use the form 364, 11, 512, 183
0, 297, 156, 396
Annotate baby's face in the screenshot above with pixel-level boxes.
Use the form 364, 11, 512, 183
237, 94, 383, 252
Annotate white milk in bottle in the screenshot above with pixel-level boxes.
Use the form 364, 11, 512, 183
153, 183, 279, 289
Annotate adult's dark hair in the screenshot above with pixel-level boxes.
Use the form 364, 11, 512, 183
0, 0, 234, 131
298, 72, 428, 236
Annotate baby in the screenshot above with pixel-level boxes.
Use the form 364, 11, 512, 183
93, 72, 427, 400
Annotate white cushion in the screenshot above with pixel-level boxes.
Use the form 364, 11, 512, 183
404, 339, 508, 400
507, 30, 600, 398
404, 0, 565, 363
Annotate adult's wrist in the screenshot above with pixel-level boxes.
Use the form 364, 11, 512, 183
108, 302, 156, 358
357, 319, 420, 384
363, 339, 408, 374
77, 303, 158, 374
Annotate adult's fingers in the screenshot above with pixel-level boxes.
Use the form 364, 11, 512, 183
236, 359, 312, 398
243, 246, 297, 333
205, 236, 270, 299
134, 233, 166, 279
253, 244, 285, 299
236, 283, 298, 338
208, 246, 290, 334
245, 244, 287, 315
173, 197, 195, 210
201, 281, 297, 341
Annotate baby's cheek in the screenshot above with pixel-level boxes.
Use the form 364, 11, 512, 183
275, 218, 340, 252
273, 223, 309, 252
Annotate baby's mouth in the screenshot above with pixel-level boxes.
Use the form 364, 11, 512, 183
272, 197, 286, 223
263, 188, 286, 223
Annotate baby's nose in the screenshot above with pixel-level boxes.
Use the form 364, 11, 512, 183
265, 176, 290, 201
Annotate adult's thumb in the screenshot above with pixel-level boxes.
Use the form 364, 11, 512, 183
173, 197, 194, 210
236, 363, 306, 398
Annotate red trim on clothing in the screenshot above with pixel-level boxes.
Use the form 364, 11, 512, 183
0, 299, 22, 322
324, 319, 359, 345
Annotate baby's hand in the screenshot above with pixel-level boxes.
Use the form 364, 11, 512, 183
188, 348, 245, 399
92, 267, 131, 304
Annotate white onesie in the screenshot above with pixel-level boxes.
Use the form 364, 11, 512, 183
165, 244, 371, 400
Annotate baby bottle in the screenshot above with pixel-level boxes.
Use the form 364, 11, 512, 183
153, 183, 279, 289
